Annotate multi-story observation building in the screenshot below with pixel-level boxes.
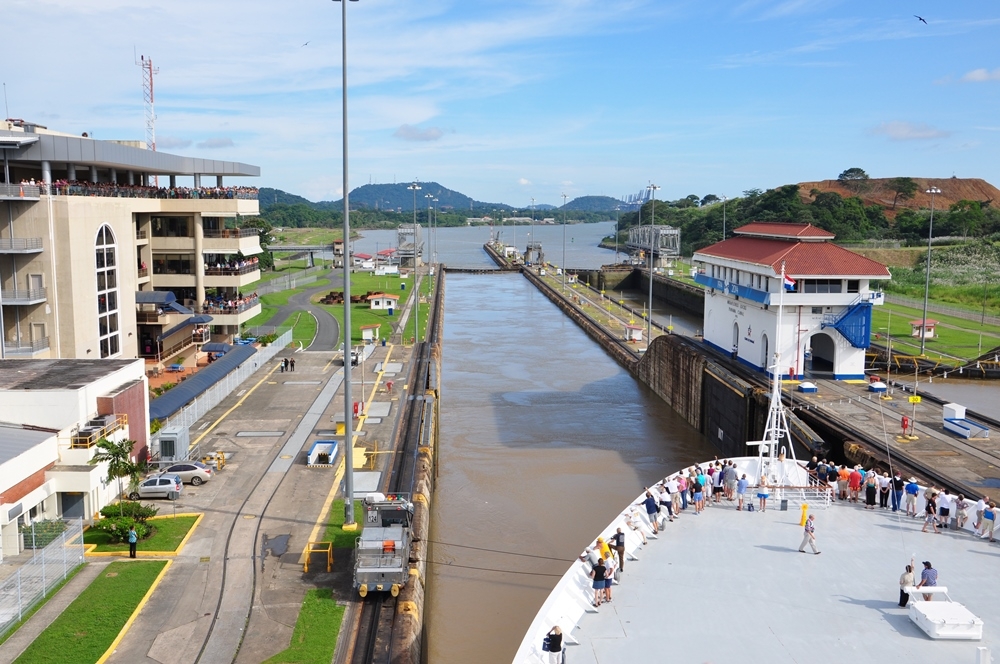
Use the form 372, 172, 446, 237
692, 222, 891, 380
0, 119, 261, 363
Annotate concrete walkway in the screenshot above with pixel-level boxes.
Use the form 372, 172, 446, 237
0, 560, 111, 664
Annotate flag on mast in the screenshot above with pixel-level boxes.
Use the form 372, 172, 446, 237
783, 274, 796, 291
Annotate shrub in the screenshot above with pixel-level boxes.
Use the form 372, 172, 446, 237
258, 332, 278, 346
91, 516, 151, 543
100, 502, 159, 522
19, 519, 69, 548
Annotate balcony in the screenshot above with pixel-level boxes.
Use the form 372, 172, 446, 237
0, 237, 44, 254
71, 414, 128, 449
137, 267, 150, 279
135, 230, 149, 245
1, 287, 47, 305
0, 183, 41, 201
203, 228, 262, 256
3, 336, 50, 357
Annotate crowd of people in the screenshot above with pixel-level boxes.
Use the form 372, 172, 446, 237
21, 178, 258, 200
200, 292, 259, 315
206, 256, 259, 275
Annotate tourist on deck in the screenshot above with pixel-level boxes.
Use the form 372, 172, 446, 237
693, 473, 706, 514
837, 465, 850, 501
602, 551, 616, 603
639, 491, 660, 533
798, 514, 820, 554
816, 459, 829, 485
916, 561, 938, 601
974, 496, 989, 533
545, 626, 563, 664
623, 508, 649, 544
713, 463, 725, 503
956, 494, 970, 530
724, 462, 737, 500
657, 483, 674, 525
878, 472, 891, 509
899, 564, 914, 607
676, 473, 688, 511
891, 471, 904, 512
905, 477, 920, 517
667, 476, 682, 515
864, 470, 878, 510
938, 490, 953, 529
757, 475, 770, 512
696, 468, 708, 512
590, 556, 607, 607
848, 466, 863, 503
922, 493, 941, 534
806, 456, 818, 481
736, 474, 749, 511
983, 502, 997, 542
611, 528, 627, 571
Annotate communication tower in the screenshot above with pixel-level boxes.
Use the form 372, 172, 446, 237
136, 54, 158, 152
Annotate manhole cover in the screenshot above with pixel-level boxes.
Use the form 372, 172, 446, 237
243, 514, 257, 519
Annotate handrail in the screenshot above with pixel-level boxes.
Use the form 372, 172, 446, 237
0, 183, 41, 199
3, 336, 50, 354
70, 414, 128, 448
1, 287, 47, 302
203, 227, 258, 239
0, 237, 43, 251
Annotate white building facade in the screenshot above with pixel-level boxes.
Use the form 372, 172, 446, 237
692, 222, 890, 380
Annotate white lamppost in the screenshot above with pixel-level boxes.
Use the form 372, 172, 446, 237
530, 197, 535, 263
615, 204, 621, 264
920, 186, 941, 356
561, 193, 568, 289
335, 0, 360, 529
425, 192, 434, 265
432, 197, 438, 266
646, 183, 660, 346
408, 182, 421, 344
722, 194, 727, 240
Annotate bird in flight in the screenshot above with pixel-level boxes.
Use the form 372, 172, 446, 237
302, 41, 310, 47
914, 15, 927, 24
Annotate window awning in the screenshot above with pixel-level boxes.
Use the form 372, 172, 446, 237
157, 317, 197, 341
135, 291, 177, 305
190, 314, 214, 325
167, 301, 194, 315
201, 342, 232, 353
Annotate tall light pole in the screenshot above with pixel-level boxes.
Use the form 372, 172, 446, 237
530, 197, 535, 264
561, 193, 568, 289
336, 0, 360, 529
614, 204, 621, 264
408, 182, 421, 344
646, 184, 660, 346
920, 186, 941, 356
432, 197, 438, 266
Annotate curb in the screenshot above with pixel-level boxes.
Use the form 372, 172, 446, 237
84, 513, 204, 557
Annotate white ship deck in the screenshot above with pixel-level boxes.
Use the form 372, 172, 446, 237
515, 458, 999, 663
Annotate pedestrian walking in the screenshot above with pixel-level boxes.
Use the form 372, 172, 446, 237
899, 563, 914, 607
956, 494, 970, 530
290, 357, 296, 372
279, 358, 285, 372
916, 561, 938, 601
798, 514, 820, 554
128, 525, 138, 558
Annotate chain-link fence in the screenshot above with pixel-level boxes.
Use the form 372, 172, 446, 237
0, 519, 85, 636
884, 294, 1000, 328
161, 329, 292, 431
256, 264, 331, 296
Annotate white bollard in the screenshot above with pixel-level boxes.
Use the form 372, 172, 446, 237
976, 646, 990, 664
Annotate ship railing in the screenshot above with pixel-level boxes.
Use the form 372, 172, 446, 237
772, 484, 833, 509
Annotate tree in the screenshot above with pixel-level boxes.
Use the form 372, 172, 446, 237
949, 199, 986, 241
701, 194, 720, 206
887, 177, 918, 210
837, 168, 871, 194
89, 438, 144, 509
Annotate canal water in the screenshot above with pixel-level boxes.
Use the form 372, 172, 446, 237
424, 273, 716, 663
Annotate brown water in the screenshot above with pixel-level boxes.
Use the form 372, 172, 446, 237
424, 273, 715, 663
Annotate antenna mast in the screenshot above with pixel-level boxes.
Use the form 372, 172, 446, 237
136, 54, 159, 185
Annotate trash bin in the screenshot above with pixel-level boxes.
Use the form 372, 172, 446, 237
779, 499, 789, 511
381, 338, 386, 347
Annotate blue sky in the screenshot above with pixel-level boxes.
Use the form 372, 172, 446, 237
5, 0, 1000, 206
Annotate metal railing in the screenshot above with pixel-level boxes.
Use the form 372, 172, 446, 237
0, 183, 41, 199
0, 237, 43, 252
136, 230, 148, 240
159, 328, 292, 431
204, 264, 259, 276
772, 485, 834, 509
71, 414, 127, 448
0, 287, 47, 303
203, 227, 257, 239
137, 267, 149, 279
884, 293, 1000, 328
3, 337, 50, 355
196, 296, 260, 316
0, 519, 85, 637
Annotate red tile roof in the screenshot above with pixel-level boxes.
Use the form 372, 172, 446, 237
733, 222, 835, 240
353, 252, 373, 260
366, 292, 400, 300
694, 237, 891, 278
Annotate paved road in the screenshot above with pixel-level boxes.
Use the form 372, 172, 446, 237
268, 274, 343, 352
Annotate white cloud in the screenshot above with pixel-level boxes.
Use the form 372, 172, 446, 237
961, 68, 1000, 83
393, 125, 444, 142
871, 121, 950, 141
197, 137, 235, 149
518, 178, 531, 186
157, 136, 192, 150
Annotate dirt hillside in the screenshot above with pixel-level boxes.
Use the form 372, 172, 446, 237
796, 178, 1000, 217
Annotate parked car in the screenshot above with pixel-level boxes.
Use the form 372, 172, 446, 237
163, 462, 213, 486
129, 474, 183, 500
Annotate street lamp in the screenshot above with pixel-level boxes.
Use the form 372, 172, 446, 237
425, 192, 434, 265
614, 204, 621, 264
721, 194, 727, 240
432, 197, 438, 266
920, 186, 941, 356
335, 0, 360, 528
561, 193, 568, 289
530, 197, 535, 264
646, 183, 660, 346
408, 182, 421, 344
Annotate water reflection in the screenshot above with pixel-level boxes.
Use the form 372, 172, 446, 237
424, 273, 715, 663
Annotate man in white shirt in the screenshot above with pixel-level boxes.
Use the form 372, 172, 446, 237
657, 484, 674, 524
938, 491, 953, 529
666, 477, 682, 516
974, 497, 989, 533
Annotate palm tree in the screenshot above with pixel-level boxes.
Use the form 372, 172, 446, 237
89, 437, 143, 512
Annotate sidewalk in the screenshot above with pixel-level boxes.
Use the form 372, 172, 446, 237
0, 560, 110, 664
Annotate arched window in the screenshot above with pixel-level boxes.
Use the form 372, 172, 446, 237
96, 225, 121, 358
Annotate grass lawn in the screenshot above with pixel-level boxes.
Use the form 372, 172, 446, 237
317, 272, 416, 345
13, 560, 167, 664
262, 589, 345, 664
0, 565, 86, 646
83, 516, 198, 553
280, 311, 319, 347
323, 499, 364, 549
872, 302, 1000, 363
243, 279, 331, 329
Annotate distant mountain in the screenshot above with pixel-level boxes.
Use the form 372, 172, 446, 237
259, 187, 315, 211
562, 195, 622, 212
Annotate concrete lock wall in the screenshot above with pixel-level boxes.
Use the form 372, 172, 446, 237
635, 270, 705, 317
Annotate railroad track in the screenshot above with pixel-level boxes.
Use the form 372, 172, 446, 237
348, 271, 443, 664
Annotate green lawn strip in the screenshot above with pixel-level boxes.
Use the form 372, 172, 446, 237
323, 499, 364, 549
316, 272, 414, 344
872, 304, 1000, 362
244, 304, 278, 328
276, 312, 318, 347
13, 560, 167, 664
83, 516, 198, 553
879, 301, 1000, 339
261, 589, 345, 664
0, 564, 86, 646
